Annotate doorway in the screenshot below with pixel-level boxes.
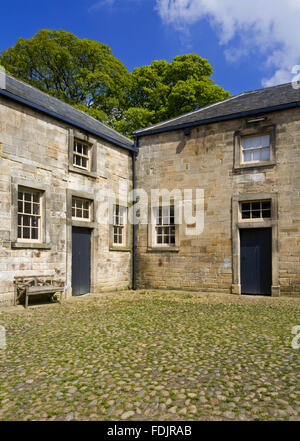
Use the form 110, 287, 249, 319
240, 228, 272, 296
72, 227, 91, 296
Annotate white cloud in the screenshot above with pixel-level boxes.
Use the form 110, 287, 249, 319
155, 0, 300, 86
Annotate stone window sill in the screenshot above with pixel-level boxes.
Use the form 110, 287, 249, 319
68, 165, 97, 179
233, 160, 276, 172
109, 246, 131, 252
11, 242, 51, 250
147, 246, 179, 253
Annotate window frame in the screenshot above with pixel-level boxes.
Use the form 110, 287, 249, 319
72, 197, 93, 222
73, 139, 92, 171
109, 201, 130, 251
17, 187, 43, 243
234, 124, 276, 170
154, 206, 176, 247
148, 204, 179, 252
11, 179, 51, 249
240, 200, 272, 222
241, 134, 271, 164
68, 129, 97, 178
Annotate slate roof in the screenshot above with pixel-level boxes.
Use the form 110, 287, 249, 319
0, 74, 134, 150
135, 82, 300, 136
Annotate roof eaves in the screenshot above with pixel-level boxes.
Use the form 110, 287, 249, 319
0, 88, 135, 152
134, 92, 247, 135
135, 101, 300, 138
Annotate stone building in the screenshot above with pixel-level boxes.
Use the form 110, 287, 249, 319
1, 74, 300, 305
0, 74, 134, 306
135, 83, 300, 298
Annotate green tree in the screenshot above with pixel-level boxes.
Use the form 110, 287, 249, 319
118, 54, 230, 136
0, 29, 131, 124
1, 31, 230, 137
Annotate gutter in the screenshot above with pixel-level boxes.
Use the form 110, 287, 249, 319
131, 137, 138, 291
0, 89, 136, 152
134, 101, 300, 138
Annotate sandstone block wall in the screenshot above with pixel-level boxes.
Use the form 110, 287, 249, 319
136, 108, 300, 297
0, 96, 132, 305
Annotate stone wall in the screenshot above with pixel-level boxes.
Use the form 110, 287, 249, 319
0, 96, 132, 305
136, 108, 300, 297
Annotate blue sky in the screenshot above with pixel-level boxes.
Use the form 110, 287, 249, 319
1, 0, 300, 96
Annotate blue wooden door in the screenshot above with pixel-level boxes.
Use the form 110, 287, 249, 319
72, 227, 91, 296
240, 228, 272, 296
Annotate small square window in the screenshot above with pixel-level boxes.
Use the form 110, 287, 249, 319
241, 200, 272, 220
72, 198, 92, 221
241, 135, 271, 164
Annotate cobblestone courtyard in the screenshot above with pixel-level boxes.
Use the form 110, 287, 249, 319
0, 291, 299, 421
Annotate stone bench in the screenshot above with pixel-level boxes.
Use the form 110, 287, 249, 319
14, 276, 65, 308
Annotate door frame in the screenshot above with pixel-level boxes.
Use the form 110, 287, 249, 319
66, 189, 98, 298
72, 226, 92, 296
231, 192, 280, 297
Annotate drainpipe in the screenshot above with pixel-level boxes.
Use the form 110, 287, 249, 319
132, 137, 138, 290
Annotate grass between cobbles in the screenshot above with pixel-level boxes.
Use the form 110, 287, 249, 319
0, 290, 299, 421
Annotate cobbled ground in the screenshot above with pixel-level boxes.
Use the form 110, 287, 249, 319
0, 290, 299, 421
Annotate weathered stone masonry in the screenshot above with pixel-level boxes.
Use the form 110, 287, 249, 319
0, 95, 132, 305
135, 108, 300, 297
1, 76, 300, 303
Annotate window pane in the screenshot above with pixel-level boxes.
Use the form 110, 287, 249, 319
261, 147, 270, 160
23, 228, 30, 239
252, 211, 261, 219
18, 227, 22, 238
243, 136, 259, 149
23, 216, 30, 226
32, 217, 39, 228
157, 235, 162, 244
32, 228, 39, 240
25, 193, 32, 202
18, 201, 23, 213
243, 151, 252, 162
262, 201, 271, 210
242, 203, 250, 211
33, 193, 40, 203
253, 149, 261, 161
263, 210, 271, 218
33, 204, 40, 215
252, 202, 260, 210
18, 192, 23, 200
242, 211, 251, 219
18, 215, 22, 226
261, 135, 270, 147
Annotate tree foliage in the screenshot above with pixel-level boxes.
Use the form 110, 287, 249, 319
0, 29, 131, 123
120, 54, 230, 136
0, 30, 230, 138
